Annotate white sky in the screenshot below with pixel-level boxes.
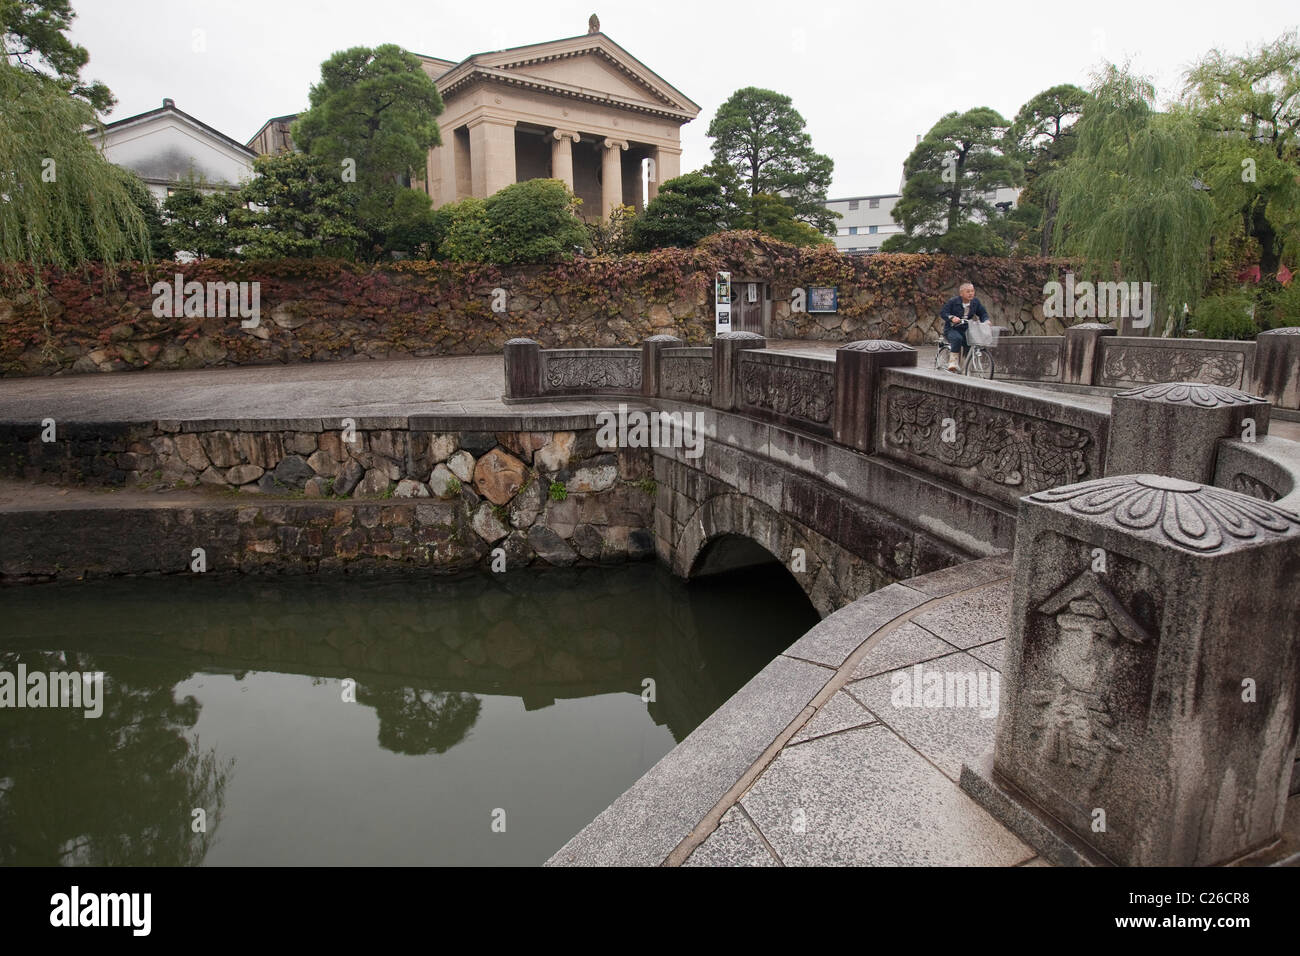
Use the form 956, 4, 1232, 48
67, 0, 1299, 197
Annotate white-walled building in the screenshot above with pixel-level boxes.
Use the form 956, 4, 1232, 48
89, 98, 256, 201
826, 184, 1020, 253
826, 194, 905, 253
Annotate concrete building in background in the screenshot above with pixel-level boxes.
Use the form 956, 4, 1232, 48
826, 184, 1020, 254
826, 194, 906, 253
412, 19, 700, 219
88, 98, 256, 201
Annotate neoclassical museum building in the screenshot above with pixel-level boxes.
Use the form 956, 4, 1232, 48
410, 19, 700, 219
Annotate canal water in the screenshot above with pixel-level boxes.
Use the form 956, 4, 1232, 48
0, 562, 817, 866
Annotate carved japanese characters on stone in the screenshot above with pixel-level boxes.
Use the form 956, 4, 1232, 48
1028, 570, 1154, 783
1230, 472, 1282, 503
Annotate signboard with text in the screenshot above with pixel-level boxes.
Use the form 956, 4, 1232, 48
715, 271, 732, 334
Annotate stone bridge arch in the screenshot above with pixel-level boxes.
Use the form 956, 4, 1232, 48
670, 490, 893, 618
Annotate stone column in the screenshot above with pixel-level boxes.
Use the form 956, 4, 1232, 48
601, 138, 628, 217
550, 129, 580, 192
503, 338, 541, 402
1062, 322, 1115, 386
712, 332, 765, 412
963, 473, 1300, 866
1252, 327, 1300, 411
468, 115, 517, 198
832, 340, 916, 453
1105, 382, 1271, 484
641, 335, 682, 399
650, 146, 681, 201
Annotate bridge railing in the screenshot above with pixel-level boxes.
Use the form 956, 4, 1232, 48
984, 323, 1298, 408
504, 332, 1300, 515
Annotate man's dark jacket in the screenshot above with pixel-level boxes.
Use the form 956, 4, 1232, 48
940, 295, 989, 327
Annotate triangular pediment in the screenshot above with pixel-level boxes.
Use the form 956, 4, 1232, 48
439, 33, 700, 120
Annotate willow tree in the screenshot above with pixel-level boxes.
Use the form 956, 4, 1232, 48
1049, 66, 1213, 329
1181, 31, 1300, 280
0, 63, 151, 295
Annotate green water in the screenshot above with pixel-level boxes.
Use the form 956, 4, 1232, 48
0, 562, 818, 866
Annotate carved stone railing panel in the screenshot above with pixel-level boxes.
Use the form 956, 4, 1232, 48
1096, 337, 1254, 389
877, 371, 1108, 506
658, 348, 712, 403
1214, 436, 1300, 515
540, 349, 643, 395
736, 351, 835, 434
993, 336, 1063, 383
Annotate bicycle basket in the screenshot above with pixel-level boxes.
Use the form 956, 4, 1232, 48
966, 322, 1000, 347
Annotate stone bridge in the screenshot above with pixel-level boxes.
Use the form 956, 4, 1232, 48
504, 329, 1300, 618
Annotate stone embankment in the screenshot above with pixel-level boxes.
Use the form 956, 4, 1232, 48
0, 420, 657, 582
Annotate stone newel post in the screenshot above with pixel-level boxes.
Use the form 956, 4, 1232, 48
1106, 383, 1270, 484
1062, 323, 1116, 386
1253, 327, 1300, 410
503, 338, 541, 401
963, 474, 1300, 866
832, 340, 916, 453
641, 335, 682, 399
711, 332, 765, 412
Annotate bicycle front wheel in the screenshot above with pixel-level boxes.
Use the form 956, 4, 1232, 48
968, 348, 995, 380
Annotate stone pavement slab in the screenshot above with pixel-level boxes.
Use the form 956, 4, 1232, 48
681, 806, 778, 867
847, 621, 956, 681
734, 724, 1033, 867
850, 650, 1002, 782
909, 578, 1014, 648
788, 690, 875, 745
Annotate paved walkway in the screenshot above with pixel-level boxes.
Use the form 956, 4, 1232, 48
549, 552, 1300, 866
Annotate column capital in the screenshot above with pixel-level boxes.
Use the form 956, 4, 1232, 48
603, 137, 629, 151
464, 113, 517, 131
551, 128, 580, 143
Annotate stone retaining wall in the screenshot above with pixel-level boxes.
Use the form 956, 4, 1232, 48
0, 421, 657, 581
0, 235, 1064, 377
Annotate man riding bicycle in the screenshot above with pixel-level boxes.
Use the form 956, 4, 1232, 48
940, 282, 990, 372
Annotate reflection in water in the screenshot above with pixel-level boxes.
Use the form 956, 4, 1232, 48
0, 562, 818, 865
0, 649, 231, 866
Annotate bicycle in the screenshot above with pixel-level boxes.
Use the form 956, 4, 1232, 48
934, 327, 997, 380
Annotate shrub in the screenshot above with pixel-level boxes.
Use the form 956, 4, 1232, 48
548, 481, 567, 502
1190, 287, 1261, 339
441, 179, 589, 264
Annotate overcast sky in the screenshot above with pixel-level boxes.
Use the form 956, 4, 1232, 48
68, 0, 1298, 197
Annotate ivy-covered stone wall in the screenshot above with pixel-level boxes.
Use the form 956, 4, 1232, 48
0, 232, 1067, 376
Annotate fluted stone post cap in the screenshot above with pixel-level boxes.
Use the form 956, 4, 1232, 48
1067, 322, 1116, 331
837, 339, 915, 352
1113, 382, 1266, 407
643, 334, 683, 343
1259, 326, 1300, 334
1028, 473, 1300, 554
1106, 383, 1271, 484
505, 338, 540, 347
715, 331, 765, 341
